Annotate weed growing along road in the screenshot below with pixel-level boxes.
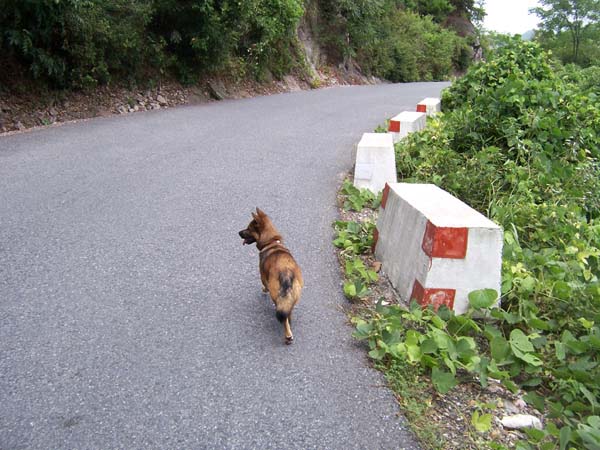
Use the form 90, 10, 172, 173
336, 39, 600, 449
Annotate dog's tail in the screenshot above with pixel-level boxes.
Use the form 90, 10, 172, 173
275, 270, 296, 323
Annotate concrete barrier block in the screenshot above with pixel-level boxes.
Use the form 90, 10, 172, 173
374, 183, 502, 314
388, 112, 426, 143
417, 97, 441, 116
353, 133, 397, 194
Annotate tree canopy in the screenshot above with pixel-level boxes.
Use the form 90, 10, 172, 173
531, 0, 600, 63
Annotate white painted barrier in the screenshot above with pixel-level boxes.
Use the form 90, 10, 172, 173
388, 112, 426, 143
353, 133, 396, 194
374, 183, 502, 314
417, 97, 441, 116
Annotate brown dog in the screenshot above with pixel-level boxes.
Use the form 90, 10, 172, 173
239, 208, 303, 344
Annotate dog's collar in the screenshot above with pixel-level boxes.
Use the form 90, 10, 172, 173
259, 240, 282, 253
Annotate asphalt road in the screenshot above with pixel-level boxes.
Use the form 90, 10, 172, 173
1, 82, 449, 450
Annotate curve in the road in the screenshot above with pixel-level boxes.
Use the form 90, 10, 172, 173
0, 82, 448, 449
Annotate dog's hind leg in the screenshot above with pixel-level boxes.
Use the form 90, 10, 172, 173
283, 318, 293, 344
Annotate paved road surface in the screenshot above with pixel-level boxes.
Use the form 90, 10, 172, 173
1, 82, 449, 449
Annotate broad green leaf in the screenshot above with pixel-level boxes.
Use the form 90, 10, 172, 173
368, 347, 386, 360
518, 352, 543, 367
354, 320, 373, 337
343, 282, 356, 298
553, 281, 572, 300
502, 379, 519, 393
468, 289, 498, 309
441, 356, 457, 376
524, 427, 545, 442
431, 315, 446, 329
431, 367, 458, 394
520, 276, 536, 292
471, 410, 493, 432
523, 391, 545, 412
510, 329, 534, 353
406, 343, 422, 363
559, 426, 572, 450
580, 385, 599, 410
528, 318, 551, 330
491, 336, 510, 362
421, 338, 438, 354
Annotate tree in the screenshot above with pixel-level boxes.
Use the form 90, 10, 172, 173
531, 0, 600, 64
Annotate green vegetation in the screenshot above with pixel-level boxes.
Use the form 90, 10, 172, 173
333, 181, 382, 300
1, 0, 479, 89
354, 39, 600, 448
316, 0, 476, 81
0, 0, 304, 88
339, 180, 381, 211
333, 218, 378, 300
531, 0, 600, 66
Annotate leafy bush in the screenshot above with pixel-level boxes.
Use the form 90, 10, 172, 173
340, 180, 381, 211
0, 0, 157, 87
343, 257, 379, 299
332, 220, 375, 256
560, 63, 600, 94
315, 0, 471, 82
150, 0, 303, 81
0, 0, 475, 87
0, 0, 303, 87
368, 38, 600, 448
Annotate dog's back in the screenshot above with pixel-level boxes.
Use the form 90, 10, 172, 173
239, 208, 303, 344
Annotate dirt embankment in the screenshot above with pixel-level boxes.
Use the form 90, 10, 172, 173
0, 63, 378, 136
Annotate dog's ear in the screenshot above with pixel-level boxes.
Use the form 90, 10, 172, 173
256, 207, 266, 217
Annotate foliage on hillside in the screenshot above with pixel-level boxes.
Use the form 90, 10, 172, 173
315, 0, 478, 81
0, 0, 304, 88
531, 0, 600, 67
0, 0, 476, 89
357, 38, 600, 448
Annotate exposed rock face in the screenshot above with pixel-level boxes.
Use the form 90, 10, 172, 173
444, 12, 482, 61
444, 14, 476, 38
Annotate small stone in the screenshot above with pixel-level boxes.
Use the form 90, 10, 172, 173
514, 398, 527, 410
207, 80, 227, 100
16, 121, 25, 131
283, 75, 301, 91
372, 261, 382, 273
503, 399, 525, 415
49, 107, 58, 116
156, 94, 168, 105
501, 414, 542, 430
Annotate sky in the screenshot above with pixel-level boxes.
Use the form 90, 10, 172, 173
483, 0, 542, 35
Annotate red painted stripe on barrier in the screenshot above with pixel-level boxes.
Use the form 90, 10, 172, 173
421, 221, 468, 259
372, 227, 379, 253
381, 183, 391, 209
417, 104, 427, 113
410, 279, 456, 310
388, 120, 400, 133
